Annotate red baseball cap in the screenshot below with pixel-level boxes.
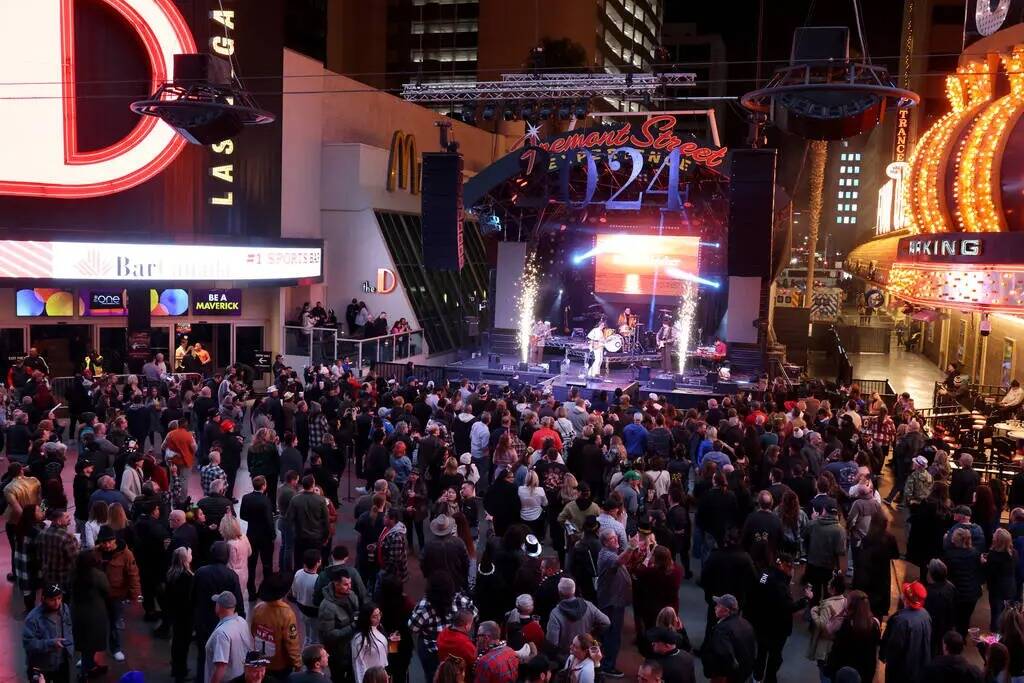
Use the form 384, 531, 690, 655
902, 581, 927, 609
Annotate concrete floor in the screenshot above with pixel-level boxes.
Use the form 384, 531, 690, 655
847, 349, 946, 409
0, 352, 982, 682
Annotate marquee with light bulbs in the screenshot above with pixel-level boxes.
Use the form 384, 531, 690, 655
849, 36, 1024, 315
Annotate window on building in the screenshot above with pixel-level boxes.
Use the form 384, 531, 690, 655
836, 216, 843, 224
374, 211, 489, 354
851, 191, 858, 199
850, 216, 857, 224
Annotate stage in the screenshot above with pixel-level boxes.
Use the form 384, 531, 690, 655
443, 353, 758, 409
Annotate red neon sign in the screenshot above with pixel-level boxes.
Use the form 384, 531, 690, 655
535, 115, 728, 168
0, 0, 196, 199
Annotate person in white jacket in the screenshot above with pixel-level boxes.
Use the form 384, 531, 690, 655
351, 603, 389, 683
120, 454, 145, 502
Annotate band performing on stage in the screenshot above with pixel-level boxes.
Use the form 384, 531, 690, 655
526, 306, 728, 381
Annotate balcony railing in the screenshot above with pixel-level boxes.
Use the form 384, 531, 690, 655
284, 326, 426, 368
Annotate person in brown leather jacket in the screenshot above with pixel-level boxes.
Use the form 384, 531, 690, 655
93, 524, 141, 662
250, 573, 301, 678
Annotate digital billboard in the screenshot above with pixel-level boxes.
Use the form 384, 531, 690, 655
593, 234, 701, 297
192, 288, 242, 316
80, 289, 128, 317
16, 289, 75, 317
151, 289, 189, 316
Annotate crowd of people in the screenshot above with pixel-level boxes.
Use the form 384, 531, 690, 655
4, 352, 1024, 683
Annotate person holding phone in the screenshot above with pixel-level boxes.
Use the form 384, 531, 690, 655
22, 584, 74, 683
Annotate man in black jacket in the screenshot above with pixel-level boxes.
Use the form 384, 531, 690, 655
699, 527, 756, 623
192, 541, 245, 682
740, 491, 783, 560
240, 475, 276, 598
923, 559, 958, 657
133, 499, 171, 626
949, 453, 980, 507
745, 554, 811, 683
420, 514, 469, 590
700, 594, 755, 683
921, 631, 983, 683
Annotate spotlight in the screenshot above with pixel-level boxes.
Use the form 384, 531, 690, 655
574, 99, 589, 118
502, 102, 516, 121
462, 103, 477, 123
539, 101, 553, 119
481, 102, 497, 120
520, 102, 536, 119
557, 101, 572, 120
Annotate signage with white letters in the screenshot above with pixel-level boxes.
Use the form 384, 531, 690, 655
0, 239, 322, 282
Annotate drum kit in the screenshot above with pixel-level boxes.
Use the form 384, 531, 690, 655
586, 305, 676, 354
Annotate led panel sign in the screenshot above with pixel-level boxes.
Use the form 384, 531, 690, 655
0, 240, 322, 282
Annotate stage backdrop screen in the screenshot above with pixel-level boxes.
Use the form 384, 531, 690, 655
593, 234, 700, 297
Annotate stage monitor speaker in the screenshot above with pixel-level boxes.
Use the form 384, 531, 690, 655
488, 353, 501, 369
651, 377, 675, 391
517, 362, 529, 372
548, 359, 562, 375
706, 371, 719, 386
716, 380, 739, 393
421, 152, 465, 271
638, 366, 651, 381
728, 149, 777, 278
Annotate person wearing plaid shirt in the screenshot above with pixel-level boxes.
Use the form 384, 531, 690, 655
308, 403, 329, 450
200, 450, 227, 495
409, 574, 477, 681
38, 508, 80, 592
473, 621, 520, 683
12, 506, 43, 612
377, 508, 409, 587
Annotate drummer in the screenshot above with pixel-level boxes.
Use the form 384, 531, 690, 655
617, 307, 638, 333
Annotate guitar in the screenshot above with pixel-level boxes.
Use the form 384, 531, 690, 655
656, 335, 675, 350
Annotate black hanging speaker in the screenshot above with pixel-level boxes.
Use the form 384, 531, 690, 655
127, 288, 151, 331
421, 152, 465, 270
727, 149, 777, 278
548, 359, 561, 375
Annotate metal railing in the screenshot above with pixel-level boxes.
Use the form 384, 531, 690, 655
49, 372, 204, 406
284, 326, 426, 368
372, 362, 448, 386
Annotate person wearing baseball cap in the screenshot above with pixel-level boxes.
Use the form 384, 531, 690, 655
700, 594, 755, 683
23, 583, 74, 682
205, 590, 254, 683
943, 504, 985, 551
230, 651, 270, 683
879, 581, 931, 683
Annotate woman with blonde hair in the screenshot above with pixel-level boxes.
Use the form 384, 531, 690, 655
928, 449, 952, 482
219, 514, 252, 602
433, 656, 466, 683
565, 634, 600, 683
106, 502, 135, 547
984, 527, 1018, 631
518, 469, 547, 539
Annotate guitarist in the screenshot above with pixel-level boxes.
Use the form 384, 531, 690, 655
586, 318, 607, 378
529, 320, 551, 364
656, 318, 676, 371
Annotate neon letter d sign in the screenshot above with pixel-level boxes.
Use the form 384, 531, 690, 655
0, 0, 196, 198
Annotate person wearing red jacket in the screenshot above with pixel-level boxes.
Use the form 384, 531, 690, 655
436, 610, 478, 677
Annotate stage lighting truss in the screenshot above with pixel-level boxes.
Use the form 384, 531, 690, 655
400, 72, 697, 104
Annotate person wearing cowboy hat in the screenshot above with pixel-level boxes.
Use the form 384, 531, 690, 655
421, 514, 469, 591
879, 582, 932, 683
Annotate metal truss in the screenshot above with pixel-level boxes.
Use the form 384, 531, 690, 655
400, 72, 697, 103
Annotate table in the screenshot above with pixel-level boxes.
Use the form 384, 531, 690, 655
993, 422, 1019, 436
1008, 430, 1024, 441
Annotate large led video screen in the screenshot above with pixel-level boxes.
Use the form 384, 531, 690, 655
593, 234, 700, 297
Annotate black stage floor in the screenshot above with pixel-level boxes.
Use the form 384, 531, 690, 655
443, 355, 757, 408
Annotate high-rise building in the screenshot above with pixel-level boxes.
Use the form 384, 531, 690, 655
326, 0, 663, 113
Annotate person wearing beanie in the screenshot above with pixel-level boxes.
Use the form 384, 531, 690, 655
879, 582, 932, 683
